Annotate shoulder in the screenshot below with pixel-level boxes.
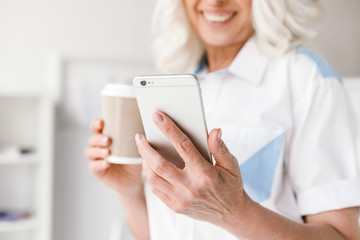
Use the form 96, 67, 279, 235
273, 46, 345, 104
290, 46, 342, 84
263, 45, 342, 87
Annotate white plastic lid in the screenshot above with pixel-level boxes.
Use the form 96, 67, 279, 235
101, 83, 135, 98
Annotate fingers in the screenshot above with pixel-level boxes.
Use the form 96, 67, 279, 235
85, 147, 110, 160
135, 134, 184, 183
90, 118, 104, 134
87, 119, 111, 161
89, 134, 111, 147
88, 160, 111, 175
152, 112, 206, 167
208, 128, 238, 170
142, 158, 173, 194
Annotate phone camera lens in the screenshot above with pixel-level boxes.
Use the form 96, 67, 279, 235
140, 80, 147, 86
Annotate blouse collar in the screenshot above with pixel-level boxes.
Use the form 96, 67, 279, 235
194, 37, 270, 86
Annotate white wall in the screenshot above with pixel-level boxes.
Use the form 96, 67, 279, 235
314, 0, 360, 76
0, 1, 359, 240
0, 0, 155, 92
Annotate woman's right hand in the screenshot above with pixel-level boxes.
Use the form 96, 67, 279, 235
85, 119, 143, 198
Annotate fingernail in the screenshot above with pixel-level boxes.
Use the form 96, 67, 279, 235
217, 128, 222, 143
102, 137, 109, 144
153, 113, 164, 123
102, 149, 109, 155
96, 119, 102, 126
135, 134, 142, 145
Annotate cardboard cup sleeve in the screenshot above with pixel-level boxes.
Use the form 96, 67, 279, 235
101, 84, 145, 164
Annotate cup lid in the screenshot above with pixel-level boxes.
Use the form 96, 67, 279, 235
101, 83, 135, 98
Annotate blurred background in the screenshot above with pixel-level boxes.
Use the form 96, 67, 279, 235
0, 0, 359, 240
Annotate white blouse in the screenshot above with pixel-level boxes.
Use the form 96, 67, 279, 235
144, 37, 360, 240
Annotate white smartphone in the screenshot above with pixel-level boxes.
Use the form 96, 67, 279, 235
133, 74, 212, 169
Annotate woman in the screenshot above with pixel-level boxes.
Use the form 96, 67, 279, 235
85, 0, 360, 239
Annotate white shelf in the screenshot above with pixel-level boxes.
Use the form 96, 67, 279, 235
0, 93, 54, 240
0, 154, 40, 165
0, 218, 38, 232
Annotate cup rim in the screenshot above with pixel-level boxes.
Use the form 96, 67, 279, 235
106, 156, 142, 164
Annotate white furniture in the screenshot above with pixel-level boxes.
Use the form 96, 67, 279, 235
0, 91, 54, 240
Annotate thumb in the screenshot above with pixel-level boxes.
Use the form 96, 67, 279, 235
208, 128, 238, 170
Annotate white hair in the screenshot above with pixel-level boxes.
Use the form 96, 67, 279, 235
152, 0, 321, 73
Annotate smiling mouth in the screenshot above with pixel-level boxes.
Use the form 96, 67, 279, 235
202, 12, 236, 23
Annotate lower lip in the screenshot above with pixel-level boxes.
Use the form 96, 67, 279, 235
201, 12, 236, 28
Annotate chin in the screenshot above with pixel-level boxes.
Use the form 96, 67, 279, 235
201, 35, 237, 48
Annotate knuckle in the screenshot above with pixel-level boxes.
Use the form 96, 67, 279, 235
179, 199, 189, 209
172, 204, 183, 214
218, 142, 230, 155
188, 188, 200, 200
153, 159, 167, 174
147, 172, 159, 186
163, 123, 177, 137
178, 139, 194, 154
199, 173, 214, 188
174, 198, 190, 214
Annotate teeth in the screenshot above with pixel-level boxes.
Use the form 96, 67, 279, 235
203, 12, 235, 23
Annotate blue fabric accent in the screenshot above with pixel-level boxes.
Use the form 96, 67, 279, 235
240, 134, 284, 203
194, 54, 207, 76
214, 69, 229, 76
194, 62, 206, 76
295, 46, 342, 84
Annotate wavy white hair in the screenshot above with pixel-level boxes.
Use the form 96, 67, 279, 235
152, 0, 320, 74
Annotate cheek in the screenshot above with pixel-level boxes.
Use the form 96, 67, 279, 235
183, 0, 201, 34
183, 1, 193, 20
239, 0, 252, 9
183, 0, 197, 16
234, 0, 253, 35
236, 0, 252, 22
237, 0, 252, 19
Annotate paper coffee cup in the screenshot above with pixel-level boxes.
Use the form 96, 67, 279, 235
101, 83, 145, 164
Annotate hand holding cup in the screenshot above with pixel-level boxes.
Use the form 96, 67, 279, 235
85, 118, 143, 196
85, 83, 145, 196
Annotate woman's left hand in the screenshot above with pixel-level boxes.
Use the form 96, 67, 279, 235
135, 112, 249, 226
